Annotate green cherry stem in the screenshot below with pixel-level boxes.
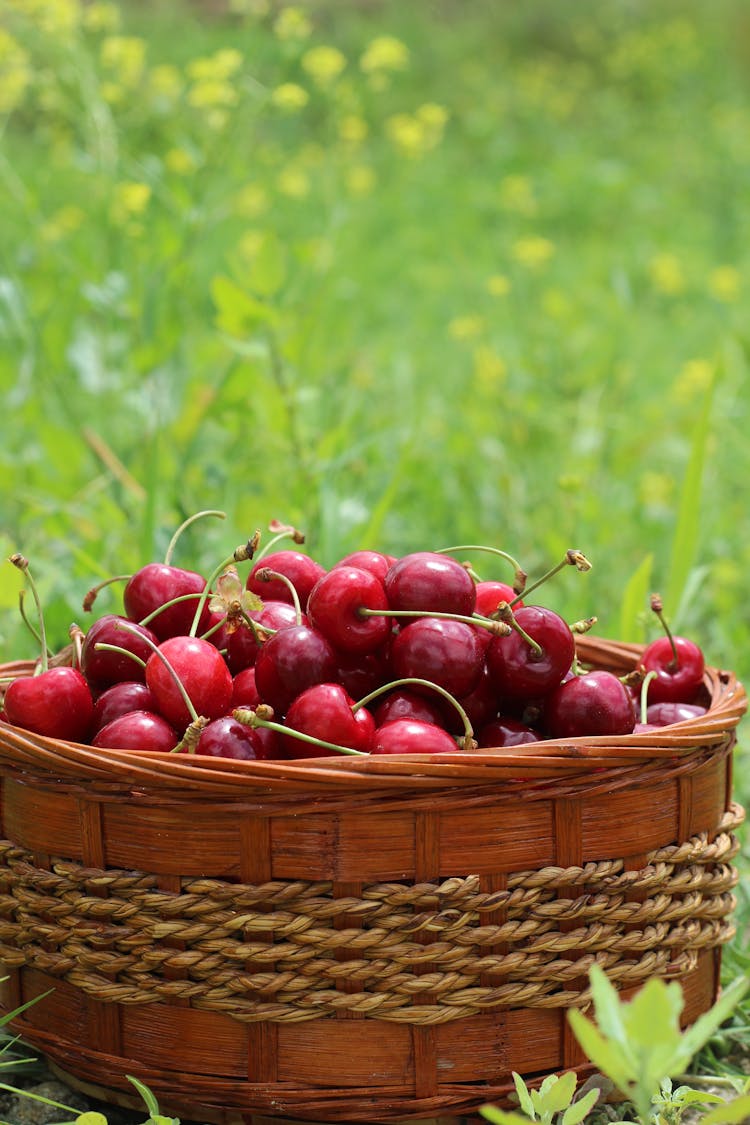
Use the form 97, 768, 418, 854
640, 670, 659, 725
139, 592, 204, 628
253, 522, 306, 563
187, 540, 260, 638
358, 607, 511, 636
509, 549, 591, 609
435, 544, 527, 595
352, 677, 476, 751
251, 568, 303, 625
9, 555, 48, 674
18, 590, 53, 659
233, 707, 367, 756
93, 643, 147, 672
106, 621, 200, 725
82, 574, 131, 613
68, 624, 85, 670
491, 602, 543, 659
163, 509, 226, 566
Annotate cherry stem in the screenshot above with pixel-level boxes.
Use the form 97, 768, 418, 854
110, 621, 200, 724
232, 708, 367, 756
163, 510, 226, 566
252, 568, 303, 625
508, 549, 591, 608
650, 592, 679, 671
352, 677, 475, 751
186, 539, 262, 638
570, 616, 598, 635
68, 624, 85, 670
435, 544, 527, 595
93, 642, 147, 670
253, 521, 306, 562
640, 670, 659, 725
199, 614, 228, 642
18, 590, 53, 659
82, 574, 131, 613
358, 607, 511, 637
492, 602, 543, 659
172, 716, 209, 754
9, 555, 48, 674
139, 592, 204, 628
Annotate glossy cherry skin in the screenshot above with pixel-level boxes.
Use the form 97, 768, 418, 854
246, 550, 326, 610
486, 606, 575, 700
544, 670, 636, 739
370, 718, 462, 755
449, 661, 499, 733
226, 601, 308, 674
640, 636, 705, 703
91, 681, 158, 735
123, 563, 212, 640
390, 618, 484, 699
92, 710, 178, 752
474, 580, 523, 616
646, 701, 707, 726
196, 716, 272, 760
4, 667, 94, 742
335, 647, 391, 700
333, 550, 396, 583
384, 552, 477, 617
145, 636, 233, 730
307, 566, 391, 654
372, 689, 445, 728
253, 624, 338, 716
282, 683, 375, 758
231, 667, 262, 710
477, 716, 541, 748
81, 614, 159, 689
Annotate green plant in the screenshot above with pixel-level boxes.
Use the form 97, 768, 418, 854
480, 1070, 600, 1125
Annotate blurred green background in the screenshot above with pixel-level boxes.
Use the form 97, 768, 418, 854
1, 0, 749, 703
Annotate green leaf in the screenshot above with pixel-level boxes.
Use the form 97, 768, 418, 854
479, 1106, 534, 1125
566, 1008, 633, 1092
618, 553, 653, 643
674, 975, 750, 1071
587, 965, 631, 1054
534, 1071, 577, 1117
251, 232, 287, 297
561, 1087, 600, 1125
513, 1071, 536, 1118
701, 1093, 750, 1125
74, 1114, 109, 1125
210, 275, 275, 337
620, 975, 685, 1082
126, 1075, 161, 1117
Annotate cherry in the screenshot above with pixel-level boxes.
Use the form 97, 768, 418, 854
4, 666, 94, 742
307, 566, 391, 654
195, 715, 272, 760
370, 718, 463, 755
486, 606, 575, 700
246, 550, 326, 609
226, 601, 308, 674
124, 564, 212, 640
93, 710, 178, 753
91, 681, 158, 735
231, 667, 262, 710
640, 636, 705, 704
384, 552, 477, 617
253, 624, 337, 715
372, 689, 445, 728
544, 670, 636, 739
145, 636, 233, 730
477, 716, 541, 748
646, 701, 707, 726
81, 614, 159, 688
474, 580, 524, 617
449, 661, 499, 733
390, 618, 484, 700
333, 550, 396, 583
335, 646, 391, 699
282, 683, 375, 758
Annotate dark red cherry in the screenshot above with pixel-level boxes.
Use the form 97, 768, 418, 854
246, 550, 326, 609
253, 624, 337, 715
145, 636, 233, 729
282, 683, 375, 758
4, 667, 94, 742
81, 614, 159, 688
390, 618, 484, 699
474, 580, 523, 616
231, 667, 262, 710
335, 647, 391, 699
195, 715, 271, 760
333, 550, 396, 583
226, 601, 308, 674
384, 552, 477, 617
486, 606, 575, 700
544, 670, 636, 739
640, 636, 705, 703
307, 566, 391, 654
92, 710, 178, 752
646, 701, 707, 726
123, 564, 212, 640
91, 681, 158, 735
477, 716, 541, 748
372, 689, 445, 728
371, 718, 462, 755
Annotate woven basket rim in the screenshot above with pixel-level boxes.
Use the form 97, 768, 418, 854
0, 636, 745, 794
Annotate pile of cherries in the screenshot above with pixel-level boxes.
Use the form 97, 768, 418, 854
0, 516, 709, 761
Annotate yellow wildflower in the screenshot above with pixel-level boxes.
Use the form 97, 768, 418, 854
234, 183, 269, 217
385, 113, 425, 157
187, 80, 238, 109
338, 114, 368, 144
673, 358, 715, 402
648, 252, 685, 296
82, 1, 120, 33
149, 64, 183, 102
708, 265, 741, 302
277, 166, 310, 198
271, 82, 309, 110
499, 174, 537, 216
486, 274, 511, 297
0, 30, 30, 115
473, 345, 507, 389
512, 236, 555, 268
274, 7, 313, 41
359, 36, 409, 73
110, 181, 151, 225
301, 45, 346, 87
165, 147, 197, 175
100, 36, 146, 88
346, 164, 375, 196
237, 229, 265, 262
541, 288, 572, 319
417, 102, 449, 129
39, 204, 85, 242
448, 315, 485, 341
13, 0, 80, 37
187, 49, 242, 83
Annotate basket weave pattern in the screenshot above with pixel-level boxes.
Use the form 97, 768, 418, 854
0, 637, 745, 1123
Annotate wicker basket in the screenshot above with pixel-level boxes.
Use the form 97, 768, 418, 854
0, 636, 745, 1124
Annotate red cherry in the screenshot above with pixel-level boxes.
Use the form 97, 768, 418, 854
91, 681, 158, 735
477, 716, 541, 748
333, 550, 396, 583
231, 667, 262, 710
640, 636, 705, 703
195, 716, 272, 760
92, 710, 178, 753
307, 566, 391, 654
372, 689, 445, 728
253, 624, 337, 715
246, 550, 326, 609
4, 667, 94, 742
544, 670, 636, 739
474, 580, 523, 616
390, 618, 484, 699
145, 636, 233, 729
486, 606, 575, 700
123, 564, 212, 640
335, 647, 391, 699
81, 614, 159, 689
646, 701, 707, 726
371, 718, 462, 755
226, 601, 308, 674
384, 552, 477, 617
282, 683, 375, 758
